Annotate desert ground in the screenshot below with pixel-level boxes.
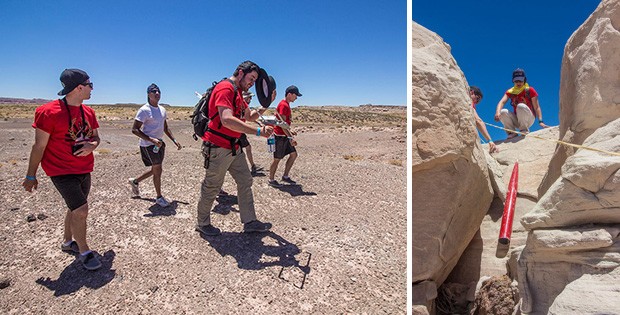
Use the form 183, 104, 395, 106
0, 104, 406, 314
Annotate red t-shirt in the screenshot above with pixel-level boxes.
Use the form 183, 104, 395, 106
274, 99, 291, 136
505, 86, 538, 115
32, 99, 99, 177
201, 80, 247, 149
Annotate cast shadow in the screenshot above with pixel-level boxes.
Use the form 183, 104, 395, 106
495, 134, 526, 145
273, 184, 317, 197
212, 194, 239, 215
35, 250, 116, 297
201, 231, 311, 288
144, 200, 182, 217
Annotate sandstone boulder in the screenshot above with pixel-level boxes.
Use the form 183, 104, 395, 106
538, 0, 620, 196
412, 20, 493, 308
517, 112, 620, 315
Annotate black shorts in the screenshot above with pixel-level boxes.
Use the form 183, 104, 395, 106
239, 134, 251, 148
274, 135, 296, 159
50, 173, 91, 211
140, 143, 165, 166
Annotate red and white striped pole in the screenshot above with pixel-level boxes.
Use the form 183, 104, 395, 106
499, 161, 519, 245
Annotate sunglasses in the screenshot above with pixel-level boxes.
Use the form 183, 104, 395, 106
80, 82, 94, 88
148, 89, 160, 94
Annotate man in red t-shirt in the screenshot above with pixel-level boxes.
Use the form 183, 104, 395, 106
22, 69, 102, 271
495, 68, 550, 139
195, 61, 275, 236
268, 85, 301, 187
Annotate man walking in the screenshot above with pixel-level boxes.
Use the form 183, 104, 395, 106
268, 85, 301, 187
128, 84, 182, 207
22, 68, 102, 270
195, 61, 274, 236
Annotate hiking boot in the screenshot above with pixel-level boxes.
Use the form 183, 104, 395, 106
250, 164, 258, 175
268, 180, 281, 188
61, 240, 79, 254
195, 224, 221, 236
128, 178, 140, 196
78, 251, 102, 271
156, 196, 170, 207
281, 176, 296, 184
243, 220, 272, 233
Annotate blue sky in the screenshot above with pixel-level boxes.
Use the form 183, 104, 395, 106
413, 0, 601, 141
0, 0, 406, 107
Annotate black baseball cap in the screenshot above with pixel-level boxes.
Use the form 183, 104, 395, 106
285, 85, 302, 96
147, 83, 160, 93
512, 68, 526, 82
58, 68, 90, 96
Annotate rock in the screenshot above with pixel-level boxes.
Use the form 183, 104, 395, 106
473, 275, 517, 315
516, 2, 620, 313
0, 278, 11, 289
539, 0, 620, 196
36, 213, 48, 220
26, 214, 36, 222
412, 21, 493, 307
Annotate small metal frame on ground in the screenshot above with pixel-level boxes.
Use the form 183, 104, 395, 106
278, 252, 312, 289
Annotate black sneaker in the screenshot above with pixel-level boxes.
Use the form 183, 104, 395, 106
281, 176, 296, 184
250, 164, 258, 175
195, 224, 221, 236
243, 220, 272, 233
78, 251, 102, 271
268, 180, 281, 187
61, 240, 79, 254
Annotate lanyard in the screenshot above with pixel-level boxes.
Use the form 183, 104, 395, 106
61, 98, 86, 134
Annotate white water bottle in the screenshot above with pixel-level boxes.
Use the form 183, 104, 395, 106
267, 135, 275, 153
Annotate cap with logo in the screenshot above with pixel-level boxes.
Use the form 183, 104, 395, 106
512, 68, 526, 82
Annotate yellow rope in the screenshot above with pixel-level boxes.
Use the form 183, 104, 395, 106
484, 122, 620, 157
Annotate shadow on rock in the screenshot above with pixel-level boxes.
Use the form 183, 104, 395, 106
273, 184, 317, 197
35, 250, 116, 297
212, 194, 239, 215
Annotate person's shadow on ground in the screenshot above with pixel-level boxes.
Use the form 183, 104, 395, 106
132, 197, 187, 217
35, 250, 116, 297
144, 200, 188, 217
212, 194, 239, 215
201, 231, 310, 273
273, 184, 317, 197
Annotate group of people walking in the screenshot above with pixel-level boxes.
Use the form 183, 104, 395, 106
21, 61, 302, 271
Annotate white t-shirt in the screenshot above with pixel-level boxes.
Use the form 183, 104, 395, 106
135, 103, 167, 147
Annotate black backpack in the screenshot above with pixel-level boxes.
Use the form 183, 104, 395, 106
190, 78, 237, 140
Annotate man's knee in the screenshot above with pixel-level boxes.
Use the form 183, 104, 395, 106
152, 164, 163, 176
71, 204, 89, 220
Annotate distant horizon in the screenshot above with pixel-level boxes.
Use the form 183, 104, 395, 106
0, 96, 405, 108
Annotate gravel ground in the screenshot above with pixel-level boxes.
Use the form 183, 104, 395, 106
0, 117, 406, 314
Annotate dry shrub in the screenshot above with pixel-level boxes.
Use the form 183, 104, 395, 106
96, 148, 112, 154
389, 159, 403, 166
343, 155, 363, 161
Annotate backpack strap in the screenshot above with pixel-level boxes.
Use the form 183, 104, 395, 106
206, 79, 241, 156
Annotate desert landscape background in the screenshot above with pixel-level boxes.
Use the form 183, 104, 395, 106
0, 102, 406, 313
